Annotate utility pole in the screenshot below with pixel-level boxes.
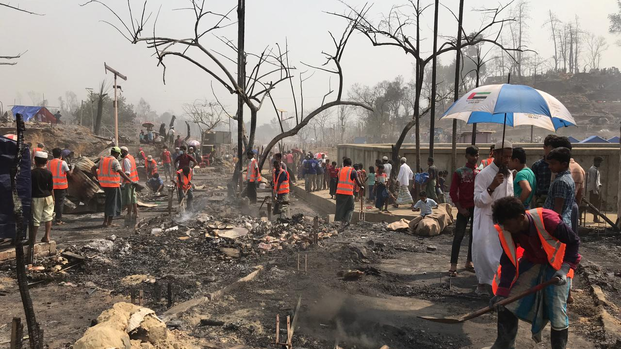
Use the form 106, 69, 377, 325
104, 63, 127, 145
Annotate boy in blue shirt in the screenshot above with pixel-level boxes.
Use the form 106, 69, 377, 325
413, 191, 438, 217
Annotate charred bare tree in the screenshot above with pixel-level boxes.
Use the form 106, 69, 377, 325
338, 1, 519, 178
450, 0, 465, 173
0, 3, 42, 66
257, 19, 372, 170
183, 99, 224, 132
83, 0, 295, 185
545, 10, 560, 72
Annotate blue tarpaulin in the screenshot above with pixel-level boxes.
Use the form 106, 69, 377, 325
11, 106, 57, 123
608, 136, 620, 143
579, 135, 610, 144
0, 136, 31, 239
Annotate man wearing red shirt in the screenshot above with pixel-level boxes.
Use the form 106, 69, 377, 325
448, 145, 479, 277
161, 145, 172, 181
174, 145, 198, 171
328, 161, 339, 199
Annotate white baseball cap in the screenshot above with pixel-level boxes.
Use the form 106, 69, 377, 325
147, 155, 153, 160
35, 151, 48, 159
382, 156, 389, 161
120, 146, 129, 152
494, 140, 513, 149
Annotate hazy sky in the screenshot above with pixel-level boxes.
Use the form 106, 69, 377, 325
1, 0, 619, 126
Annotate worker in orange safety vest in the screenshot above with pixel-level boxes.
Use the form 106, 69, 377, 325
245, 150, 261, 204
272, 161, 290, 217
489, 197, 581, 349
47, 148, 73, 225
334, 157, 365, 226
91, 147, 135, 227
174, 165, 193, 210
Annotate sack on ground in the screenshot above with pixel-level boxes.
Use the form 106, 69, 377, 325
408, 203, 454, 236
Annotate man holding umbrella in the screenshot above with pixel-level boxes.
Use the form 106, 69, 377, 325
472, 140, 514, 295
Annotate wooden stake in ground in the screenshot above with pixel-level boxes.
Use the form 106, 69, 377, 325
10, 317, 23, 349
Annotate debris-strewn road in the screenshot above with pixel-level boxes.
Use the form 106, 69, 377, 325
0, 168, 617, 348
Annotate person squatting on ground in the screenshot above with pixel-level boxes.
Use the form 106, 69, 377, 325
120, 146, 140, 220
489, 196, 580, 349
473, 141, 514, 296
31, 151, 54, 243
48, 147, 73, 225
448, 145, 479, 278
273, 161, 290, 218
147, 172, 164, 193
335, 157, 365, 226
245, 150, 261, 204
92, 147, 135, 227
175, 166, 194, 210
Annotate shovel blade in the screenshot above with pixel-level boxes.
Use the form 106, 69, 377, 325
417, 315, 464, 324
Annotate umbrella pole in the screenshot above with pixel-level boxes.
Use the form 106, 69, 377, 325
502, 113, 507, 150
471, 123, 477, 145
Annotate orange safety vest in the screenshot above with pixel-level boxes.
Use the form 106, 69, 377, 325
147, 159, 158, 174
47, 158, 68, 190
97, 156, 121, 188
273, 168, 290, 194
246, 158, 262, 182
481, 157, 494, 168
177, 169, 192, 191
492, 208, 574, 295
121, 154, 139, 184
336, 167, 355, 196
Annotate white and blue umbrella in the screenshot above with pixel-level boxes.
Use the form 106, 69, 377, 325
442, 84, 576, 131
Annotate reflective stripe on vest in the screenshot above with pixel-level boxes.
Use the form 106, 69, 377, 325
177, 169, 192, 191
122, 154, 139, 183
491, 208, 574, 295
98, 156, 120, 188
47, 158, 68, 189
336, 167, 355, 195
246, 159, 261, 182
273, 169, 290, 194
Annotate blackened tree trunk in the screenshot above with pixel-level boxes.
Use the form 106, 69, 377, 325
451, 0, 465, 175
429, 0, 439, 158
234, 0, 246, 189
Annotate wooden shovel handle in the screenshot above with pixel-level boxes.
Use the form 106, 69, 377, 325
462, 277, 560, 322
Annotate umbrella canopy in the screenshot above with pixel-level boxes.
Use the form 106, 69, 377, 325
442, 84, 576, 131
187, 140, 201, 147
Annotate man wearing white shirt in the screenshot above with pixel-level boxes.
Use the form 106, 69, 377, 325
587, 156, 603, 222
395, 157, 414, 207
472, 140, 514, 295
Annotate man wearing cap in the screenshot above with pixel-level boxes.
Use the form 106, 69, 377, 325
472, 140, 514, 295
120, 146, 140, 220
48, 148, 73, 225
138, 147, 147, 166
395, 157, 414, 207
146, 155, 158, 179
31, 151, 55, 243
382, 156, 392, 178
92, 147, 135, 227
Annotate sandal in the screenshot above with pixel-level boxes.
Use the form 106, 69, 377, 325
464, 264, 475, 273
448, 270, 458, 277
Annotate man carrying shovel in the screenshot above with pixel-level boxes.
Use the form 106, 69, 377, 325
489, 196, 581, 349
174, 165, 193, 211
